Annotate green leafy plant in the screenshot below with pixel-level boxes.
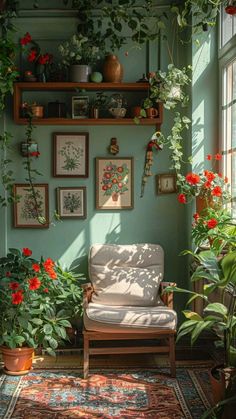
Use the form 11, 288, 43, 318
58, 33, 101, 66
0, 247, 84, 355
191, 207, 236, 253
165, 249, 236, 369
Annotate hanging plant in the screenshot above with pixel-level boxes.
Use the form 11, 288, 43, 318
0, 4, 19, 207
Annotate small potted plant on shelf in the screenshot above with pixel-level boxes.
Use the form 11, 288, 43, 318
90, 91, 109, 119
58, 34, 102, 82
0, 247, 84, 375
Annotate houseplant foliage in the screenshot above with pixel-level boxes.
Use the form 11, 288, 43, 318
0, 247, 84, 356
0, 3, 19, 206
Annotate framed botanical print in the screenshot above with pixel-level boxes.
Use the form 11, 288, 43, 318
57, 187, 86, 219
13, 184, 49, 228
156, 174, 177, 194
53, 132, 89, 177
96, 157, 133, 210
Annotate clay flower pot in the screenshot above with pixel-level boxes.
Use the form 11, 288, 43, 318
1, 346, 34, 375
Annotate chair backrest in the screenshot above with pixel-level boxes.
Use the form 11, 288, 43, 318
89, 243, 164, 306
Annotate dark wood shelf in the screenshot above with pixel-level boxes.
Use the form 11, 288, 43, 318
13, 82, 163, 128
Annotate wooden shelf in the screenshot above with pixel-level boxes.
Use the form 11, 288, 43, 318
13, 82, 163, 128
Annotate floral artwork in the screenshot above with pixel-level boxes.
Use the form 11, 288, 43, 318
13, 184, 49, 228
96, 158, 133, 209
53, 133, 89, 177
57, 187, 86, 218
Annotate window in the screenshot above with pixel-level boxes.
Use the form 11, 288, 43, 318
220, 8, 236, 48
220, 7, 236, 217
222, 58, 236, 216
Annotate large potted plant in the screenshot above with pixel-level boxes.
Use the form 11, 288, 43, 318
0, 247, 84, 375
165, 248, 236, 409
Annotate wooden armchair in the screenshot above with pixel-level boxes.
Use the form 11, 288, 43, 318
83, 244, 177, 379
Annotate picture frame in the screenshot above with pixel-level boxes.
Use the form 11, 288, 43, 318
156, 173, 177, 194
53, 132, 89, 178
96, 157, 133, 210
13, 184, 49, 228
72, 96, 89, 119
57, 187, 87, 219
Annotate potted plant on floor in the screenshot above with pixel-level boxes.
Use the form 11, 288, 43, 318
0, 247, 84, 375
164, 248, 236, 412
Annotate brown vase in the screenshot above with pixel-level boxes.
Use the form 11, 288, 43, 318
103, 54, 123, 83
1, 346, 34, 375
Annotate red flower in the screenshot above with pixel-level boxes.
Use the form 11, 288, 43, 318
29, 277, 41, 290
207, 218, 218, 229
43, 258, 55, 268
32, 263, 40, 272
211, 186, 222, 197
204, 170, 215, 182
177, 193, 186, 204
214, 153, 222, 160
29, 151, 40, 157
185, 173, 201, 185
203, 181, 212, 189
12, 291, 24, 305
193, 213, 200, 221
38, 53, 50, 65
6, 271, 11, 277
20, 32, 32, 45
9, 282, 20, 290
23, 247, 32, 257
27, 49, 37, 62
206, 154, 212, 160
48, 269, 57, 279
43, 288, 49, 293
224, 176, 228, 183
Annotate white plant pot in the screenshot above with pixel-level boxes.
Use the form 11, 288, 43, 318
69, 65, 91, 82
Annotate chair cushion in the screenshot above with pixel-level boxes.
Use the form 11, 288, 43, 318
89, 244, 164, 306
84, 302, 177, 332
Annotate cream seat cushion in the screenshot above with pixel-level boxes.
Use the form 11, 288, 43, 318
89, 243, 164, 306
84, 302, 177, 333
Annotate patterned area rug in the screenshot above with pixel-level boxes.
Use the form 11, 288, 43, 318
0, 368, 213, 419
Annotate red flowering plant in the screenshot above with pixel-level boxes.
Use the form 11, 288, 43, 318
176, 153, 231, 206
191, 207, 236, 254
20, 32, 53, 81
0, 247, 84, 355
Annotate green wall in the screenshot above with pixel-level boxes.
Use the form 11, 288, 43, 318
1, 4, 218, 292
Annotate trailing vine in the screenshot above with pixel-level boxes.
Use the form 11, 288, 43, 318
0, 2, 19, 206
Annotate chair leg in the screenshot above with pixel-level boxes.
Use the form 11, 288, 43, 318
169, 334, 176, 378
83, 333, 89, 379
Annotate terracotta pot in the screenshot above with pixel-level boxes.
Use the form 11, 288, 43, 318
196, 195, 213, 215
210, 365, 225, 405
102, 55, 123, 83
1, 346, 34, 375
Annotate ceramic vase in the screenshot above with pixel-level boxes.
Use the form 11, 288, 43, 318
70, 64, 91, 82
102, 55, 123, 83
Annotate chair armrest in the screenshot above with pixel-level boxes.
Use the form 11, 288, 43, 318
82, 282, 94, 308
159, 282, 176, 309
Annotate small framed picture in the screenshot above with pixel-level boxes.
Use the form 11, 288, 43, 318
57, 187, 86, 219
53, 132, 89, 177
13, 184, 49, 228
156, 174, 177, 194
72, 96, 89, 119
96, 157, 133, 210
